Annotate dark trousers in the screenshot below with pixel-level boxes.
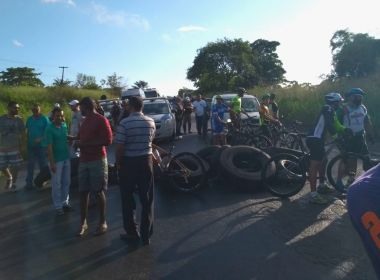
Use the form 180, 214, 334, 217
175, 115, 183, 136
119, 155, 154, 241
183, 113, 192, 133
196, 115, 207, 136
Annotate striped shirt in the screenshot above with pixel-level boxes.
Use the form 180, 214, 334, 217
114, 112, 156, 157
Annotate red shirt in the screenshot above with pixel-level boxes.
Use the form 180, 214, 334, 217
79, 112, 112, 162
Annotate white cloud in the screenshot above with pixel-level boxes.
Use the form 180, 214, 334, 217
12, 39, 23, 48
91, 3, 150, 31
41, 0, 76, 7
256, 0, 380, 84
177, 25, 207, 33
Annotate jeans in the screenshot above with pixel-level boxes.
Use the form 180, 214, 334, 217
196, 115, 208, 136
51, 159, 71, 210
26, 146, 48, 187
119, 155, 154, 241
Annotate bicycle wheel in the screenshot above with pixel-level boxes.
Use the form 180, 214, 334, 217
249, 135, 273, 149
261, 153, 307, 198
327, 152, 368, 193
166, 152, 207, 192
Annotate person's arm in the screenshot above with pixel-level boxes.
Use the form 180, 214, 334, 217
323, 105, 337, 135
47, 143, 56, 173
114, 122, 126, 167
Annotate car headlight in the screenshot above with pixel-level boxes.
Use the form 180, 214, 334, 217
161, 114, 173, 125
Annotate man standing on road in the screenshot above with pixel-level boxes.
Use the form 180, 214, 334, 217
68, 100, 82, 158
193, 94, 207, 137
173, 96, 184, 137
25, 103, 49, 190
45, 107, 71, 215
115, 96, 156, 246
182, 97, 193, 134
0, 101, 25, 192
76, 97, 113, 237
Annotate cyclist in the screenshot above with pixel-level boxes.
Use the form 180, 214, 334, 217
347, 164, 380, 278
335, 88, 374, 192
230, 87, 246, 129
269, 93, 279, 120
306, 92, 347, 204
211, 95, 228, 145
260, 94, 281, 139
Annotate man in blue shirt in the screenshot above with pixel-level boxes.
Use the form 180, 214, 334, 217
211, 95, 228, 145
25, 103, 49, 190
347, 164, 380, 279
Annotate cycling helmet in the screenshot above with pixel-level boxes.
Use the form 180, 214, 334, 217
347, 88, 365, 97
325, 92, 343, 103
237, 87, 246, 95
185, 97, 190, 102
262, 93, 271, 100
54, 103, 61, 108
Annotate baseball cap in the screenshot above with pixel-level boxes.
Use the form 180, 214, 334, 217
69, 100, 79, 106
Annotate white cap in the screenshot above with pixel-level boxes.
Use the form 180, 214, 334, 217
68, 100, 79, 106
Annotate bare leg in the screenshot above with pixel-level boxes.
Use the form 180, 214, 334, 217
79, 191, 89, 226
9, 166, 19, 184
97, 190, 107, 225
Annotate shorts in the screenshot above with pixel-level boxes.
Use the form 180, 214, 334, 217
346, 134, 369, 155
306, 137, 325, 161
78, 158, 108, 192
0, 150, 23, 169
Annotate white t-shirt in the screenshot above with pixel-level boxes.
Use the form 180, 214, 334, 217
192, 100, 207, 117
70, 110, 83, 136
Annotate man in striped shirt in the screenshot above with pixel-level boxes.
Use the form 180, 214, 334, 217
115, 96, 156, 246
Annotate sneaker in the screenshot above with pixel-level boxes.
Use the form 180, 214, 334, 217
63, 204, 74, 212
56, 209, 65, 216
309, 192, 329, 204
317, 183, 335, 194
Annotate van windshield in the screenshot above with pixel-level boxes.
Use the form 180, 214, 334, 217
143, 102, 169, 115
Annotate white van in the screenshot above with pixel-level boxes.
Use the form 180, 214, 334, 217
121, 88, 146, 100
211, 93, 261, 124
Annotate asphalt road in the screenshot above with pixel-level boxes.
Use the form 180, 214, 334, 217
0, 133, 377, 280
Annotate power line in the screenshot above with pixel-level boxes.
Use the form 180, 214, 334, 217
59, 66, 68, 84
0, 58, 59, 68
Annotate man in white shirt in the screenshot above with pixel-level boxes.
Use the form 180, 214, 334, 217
69, 100, 83, 158
192, 94, 207, 136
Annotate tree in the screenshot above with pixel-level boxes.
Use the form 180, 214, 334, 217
0, 67, 44, 87
53, 78, 71, 87
330, 29, 380, 78
178, 87, 194, 98
187, 38, 285, 92
133, 80, 149, 89
75, 73, 100, 89
105, 72, 123, 89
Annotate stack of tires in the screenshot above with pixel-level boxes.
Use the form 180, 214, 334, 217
196, 145, 274, 191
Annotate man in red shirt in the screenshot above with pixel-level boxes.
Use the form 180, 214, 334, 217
75, 97, 113, 237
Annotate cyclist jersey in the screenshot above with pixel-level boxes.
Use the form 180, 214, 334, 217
342, 104, 368, 134
231, 96, 241, 113
308, 104, 338, 140
211, 103, 228, 133
347, 164, 380, 278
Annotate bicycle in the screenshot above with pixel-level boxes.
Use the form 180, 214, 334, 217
152, 144, 207, 193
260, 135, 346, 198
226, 111, 273, 149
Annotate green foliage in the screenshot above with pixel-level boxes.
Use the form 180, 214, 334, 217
52, 78, 72, 87
133, 80, 149, 89
330, 30, 380, 78
187, 38, 285, 92
0, 67, 44, 87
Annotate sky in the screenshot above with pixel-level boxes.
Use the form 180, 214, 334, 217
1, 0, 380, 96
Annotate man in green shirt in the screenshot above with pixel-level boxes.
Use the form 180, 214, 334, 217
25, 103, 49, 190
230, 87, 246, 129
45, 107, 71, 215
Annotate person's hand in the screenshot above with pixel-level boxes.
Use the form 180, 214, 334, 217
50, 162, 56, 174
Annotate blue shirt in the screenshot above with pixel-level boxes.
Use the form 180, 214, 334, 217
211, 103, 228, 133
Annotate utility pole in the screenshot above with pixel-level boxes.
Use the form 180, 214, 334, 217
59, 66, 68, 85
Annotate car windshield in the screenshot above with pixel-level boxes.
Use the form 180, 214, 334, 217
220, 96, 259, 112
143, 102, 169, 115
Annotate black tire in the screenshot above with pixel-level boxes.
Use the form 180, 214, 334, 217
167, 152, 207, 193
326, 153, 368, 192
196, 145, 221, 178
219, 146, 271, 182
261, 153, 306, 198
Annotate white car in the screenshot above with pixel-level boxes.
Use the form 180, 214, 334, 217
211, 93, 261, 124
143, 98, 176, 141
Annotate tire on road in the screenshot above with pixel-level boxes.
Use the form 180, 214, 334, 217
196, 145, 221, 177
219, 146, 273, 184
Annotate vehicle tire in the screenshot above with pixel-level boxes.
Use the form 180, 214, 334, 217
261, 153, 306, 198
167, 152, 207, 193
196, 145, 221, 177
219, 146, 272, 182
326, 152, 368, 193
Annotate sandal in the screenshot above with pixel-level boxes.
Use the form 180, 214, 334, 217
94, 223, 108, 236
76, 223, 88, 237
